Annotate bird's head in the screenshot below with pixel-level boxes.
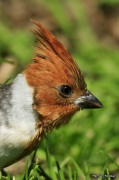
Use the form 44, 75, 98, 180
24, 20, 102, 131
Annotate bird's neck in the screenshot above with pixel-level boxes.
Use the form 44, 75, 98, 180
0, 74, 38, 136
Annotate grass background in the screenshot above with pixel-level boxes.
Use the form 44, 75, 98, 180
0, 0, 119, 179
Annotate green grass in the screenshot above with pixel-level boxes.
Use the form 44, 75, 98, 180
0, 0, 119, 179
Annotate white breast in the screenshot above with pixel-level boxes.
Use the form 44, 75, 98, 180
0, 74, 38, 169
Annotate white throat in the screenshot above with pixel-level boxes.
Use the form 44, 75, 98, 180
10, 74, 37, 133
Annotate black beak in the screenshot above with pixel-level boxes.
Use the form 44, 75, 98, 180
75, 91, 103, 109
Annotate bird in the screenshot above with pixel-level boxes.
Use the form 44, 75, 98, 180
0, 20, 103, 170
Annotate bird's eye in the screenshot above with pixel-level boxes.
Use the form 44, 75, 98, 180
58, 85, 72, 98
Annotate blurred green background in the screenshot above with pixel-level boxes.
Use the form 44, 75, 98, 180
0, 0, 119, 179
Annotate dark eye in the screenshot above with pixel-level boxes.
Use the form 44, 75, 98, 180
58, 85, 72, 98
